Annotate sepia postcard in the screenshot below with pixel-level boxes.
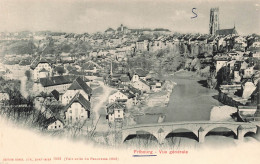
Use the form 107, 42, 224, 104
0, 0, 259, 163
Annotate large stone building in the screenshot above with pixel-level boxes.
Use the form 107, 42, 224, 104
209, 7, 238, 36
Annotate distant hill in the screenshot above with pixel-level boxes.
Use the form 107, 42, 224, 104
2, 40, 36, 55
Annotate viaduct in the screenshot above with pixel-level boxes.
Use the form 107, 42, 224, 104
119, 121, 257, 144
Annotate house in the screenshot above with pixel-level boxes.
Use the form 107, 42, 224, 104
0, 91, 9, 102
131, 79, 150, 93
120, 75, 130, 85
62, 77, 92, 105
108, 90, 129, 104
30, 57, 53, 81
106, 102, 125, 123
132, 68, 147, 82
64, 92, 91, 125
243, 67, 254, 78
148, 80, 163, 92
215, 57, 230, 73
44, 117, 64, 130
242, 80, 256, 99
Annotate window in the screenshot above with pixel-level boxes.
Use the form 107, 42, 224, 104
69, 110, 72, 113
59, 125, 61, 128
118, 115, 120, 117
55, 126, 57, 129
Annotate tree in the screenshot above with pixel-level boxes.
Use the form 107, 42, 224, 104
25, 70, 31, 80
55, 66, 66, 75
216, 65, 231, 88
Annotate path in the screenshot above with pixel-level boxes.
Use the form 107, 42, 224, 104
20, 76, 28, 98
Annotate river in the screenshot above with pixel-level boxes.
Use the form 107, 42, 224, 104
136, 71, 222, 124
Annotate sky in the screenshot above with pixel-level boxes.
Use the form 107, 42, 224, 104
0, 0, 259, 35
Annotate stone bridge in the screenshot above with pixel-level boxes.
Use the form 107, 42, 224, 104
120, 121, 257, 144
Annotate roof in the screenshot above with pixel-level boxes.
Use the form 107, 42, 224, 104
120, 90, 135, 99
64, 92, 91, 111
38, 75, 87, 87
50, 89, 60, 101
107, 102, 125, 114
30, 57, 50, 70
134, 68, 147, 77
128, 86, 142, 95
120, 75, 130, 82
238, 106, 257, 109
67, 77, 92, 95
139, 78, 150, 87
43, 116, 63, 128
216, 28, 238, 36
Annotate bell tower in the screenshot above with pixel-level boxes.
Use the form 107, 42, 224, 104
209, 8, 220, 35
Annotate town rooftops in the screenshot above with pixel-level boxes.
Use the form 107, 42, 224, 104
64, 92, 91, 111
67, 77, 92, 95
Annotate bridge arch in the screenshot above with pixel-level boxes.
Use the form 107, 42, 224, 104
204, 127, 237, 138
164, 128, 198, 142
122, 130, 159, 144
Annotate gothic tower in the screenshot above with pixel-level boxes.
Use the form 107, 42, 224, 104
209, 8, 220, 35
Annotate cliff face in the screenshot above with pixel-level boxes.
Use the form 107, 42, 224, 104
160, 42, 214, 76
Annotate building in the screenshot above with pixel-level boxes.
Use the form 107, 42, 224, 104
216, 26, 238, 36
215, 57, 229, 73
30, 57, 52, 81
105, 28, 115, 35
131, 79, 150, 93
62, 77, 92, 105
0, 91, 9, 103
44, 117, 64, 131
209, 8, 219, 35
106, 102, 125, 123
242, 80, 256, 99
33, 75, 80, 94
132, 68, 147, 82
108, 91, 129, 104
64, 92, 91, 125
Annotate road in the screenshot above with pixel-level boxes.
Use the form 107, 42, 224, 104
92, 81, 116, 119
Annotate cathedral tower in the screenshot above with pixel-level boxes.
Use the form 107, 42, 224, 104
209, 8, 220, 35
